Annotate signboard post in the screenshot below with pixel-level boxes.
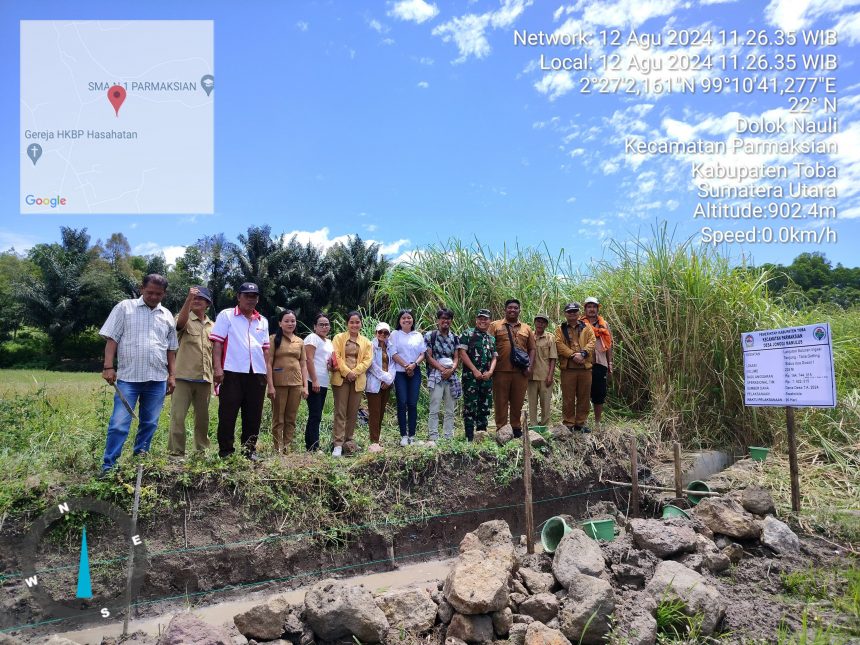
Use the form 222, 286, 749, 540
741, 323, 836, 513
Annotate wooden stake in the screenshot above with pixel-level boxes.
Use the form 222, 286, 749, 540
522, 410, 535, 554
629, 437, 640, 518
673, 441, 683, 500
786, 406, 801, 513
123, 464, 143, 637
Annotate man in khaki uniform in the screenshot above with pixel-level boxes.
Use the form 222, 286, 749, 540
168, 286, 214, 456
489, 298, 536, 438
527, 314, 557, 427
555, 302, 596, 433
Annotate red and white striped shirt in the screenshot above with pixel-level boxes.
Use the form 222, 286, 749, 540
209, 307, 269, 374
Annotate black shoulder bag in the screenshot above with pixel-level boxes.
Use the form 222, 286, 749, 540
506, 324, 531, 371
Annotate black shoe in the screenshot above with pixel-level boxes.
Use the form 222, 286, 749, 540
512, 428, 523, 438
246, 451, 260, 462
580, 426, 592, 434
574, 426, 582, 433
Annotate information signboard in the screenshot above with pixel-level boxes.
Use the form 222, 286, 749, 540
742, 323, 836, 408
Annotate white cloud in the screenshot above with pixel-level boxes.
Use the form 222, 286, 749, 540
133, 243, 186, 266
533, 70, 574, 100
381, 37, 396, 45
389, 0, 440, 23
0, 230, 38, 252
368, 18, 389, 33
834, 10, 860, 44
282, 227, 410, 258
417, 80, 430, 88
364, 224, 379, 232
765, 0, 860, 31
296, 21, 309, 31
391, 249, 424, 264
379, 239, 411, 255
566, 196, 578, 203
433, 0, 532, 62
555, 0, 681, 29
418, 56, 435, 65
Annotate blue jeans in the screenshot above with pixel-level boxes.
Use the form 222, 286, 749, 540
102, 380, 167, 472
394, 371, 421, 437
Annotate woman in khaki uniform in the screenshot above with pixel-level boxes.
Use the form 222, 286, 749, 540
329, 311, 373, 457
266, 310, 308, 453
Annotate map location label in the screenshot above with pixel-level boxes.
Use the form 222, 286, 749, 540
27, 143, 42, 165
107, 85, 127, 116
201, 74, 214, 96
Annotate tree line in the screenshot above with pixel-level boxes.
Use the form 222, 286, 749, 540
0, 226, 857, 366
0, 225, 389, 362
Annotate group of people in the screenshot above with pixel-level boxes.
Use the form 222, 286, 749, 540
98, 274, 613, 473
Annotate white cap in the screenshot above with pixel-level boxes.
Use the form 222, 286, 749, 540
584, 296, 600, 306
375, 322, 391, 332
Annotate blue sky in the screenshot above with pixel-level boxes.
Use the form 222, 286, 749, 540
2, 0, 859, 268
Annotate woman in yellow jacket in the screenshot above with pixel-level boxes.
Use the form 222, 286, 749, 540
329, 311, 373, 457
266, 310, 308, 454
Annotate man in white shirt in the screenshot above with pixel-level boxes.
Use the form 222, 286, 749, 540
99, 274, 178, 474
210, 282, 270, 460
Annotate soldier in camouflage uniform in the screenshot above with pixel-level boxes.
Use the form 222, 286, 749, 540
458, 309, 498, 441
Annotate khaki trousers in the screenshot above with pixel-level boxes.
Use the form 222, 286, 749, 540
332, 382, 362, 447
366, 388, 391, 443
527, 380, 552, 427
272, 384, 303, 453
493, 370, 528, 429
168, 380, 212, 455
560, 368, 592, 426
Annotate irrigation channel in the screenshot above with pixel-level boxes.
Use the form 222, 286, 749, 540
2, 447, 736, 642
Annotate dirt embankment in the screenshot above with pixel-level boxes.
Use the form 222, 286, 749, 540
1, 435, 630, 636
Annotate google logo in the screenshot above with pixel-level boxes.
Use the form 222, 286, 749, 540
25, 194, 67, 208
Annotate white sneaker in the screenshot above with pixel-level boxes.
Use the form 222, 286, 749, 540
332, 446, 342, 457
400, 436, 409, 447
408, 436, 415, 445
369, 443, 383, 453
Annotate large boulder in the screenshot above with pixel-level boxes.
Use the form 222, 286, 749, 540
524, 621, 572, 645
693, 497, 761, 540
444, 548, 513, 614
233, 594, 291, 641
304, 579, 390, 642
741, 486, 776, 516
376, 587, 437, 633
509, 623, 530, 645
519, 593, 559, 623
552, 529, 605, 586
447, 613, 494, 643
645, 561, 725, 635
519, 567, 555, 594
629, 519, 697, 558
613, 593, 657, 645
557, 574, 615, 645
529, 430, 546, 448
157, 612, 232, 645
761, 516, 801, 555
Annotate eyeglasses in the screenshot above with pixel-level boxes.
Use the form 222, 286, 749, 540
377, 330, 390, 336
316, 322, 330, 327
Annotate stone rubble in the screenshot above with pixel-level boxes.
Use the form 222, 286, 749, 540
226, 485, 801, 645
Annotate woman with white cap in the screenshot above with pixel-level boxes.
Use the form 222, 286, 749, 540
365, 321, 397, 452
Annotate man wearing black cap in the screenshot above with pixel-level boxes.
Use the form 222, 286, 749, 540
210, 282, 271, 459
555, 302, 596, 432
168, 286, 215, 457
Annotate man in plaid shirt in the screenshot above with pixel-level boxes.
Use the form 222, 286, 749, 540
99, 274, 178, 474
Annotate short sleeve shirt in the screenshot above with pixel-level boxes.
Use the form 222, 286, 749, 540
531, 332, 558, 381
457, 327, 497, 371
304, 333, 334, 388
175, 311, 214, 382
269, 333, 306, 387
209, 307, 269, 374
99, 297, 178, 382
424, 330, 459, 378
390, 330, 426, 372
488, 319, 536, 373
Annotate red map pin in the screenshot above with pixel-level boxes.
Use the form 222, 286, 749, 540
107, 85, 126, 117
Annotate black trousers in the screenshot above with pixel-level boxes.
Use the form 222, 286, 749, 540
217, 370, 267, 457
304, 382, 328, 451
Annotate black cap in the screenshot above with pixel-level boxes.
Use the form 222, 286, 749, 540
194, 286, 213, 303
239, 282, 260, 294
564, 302, 581, 312
476, 308, 491, 318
